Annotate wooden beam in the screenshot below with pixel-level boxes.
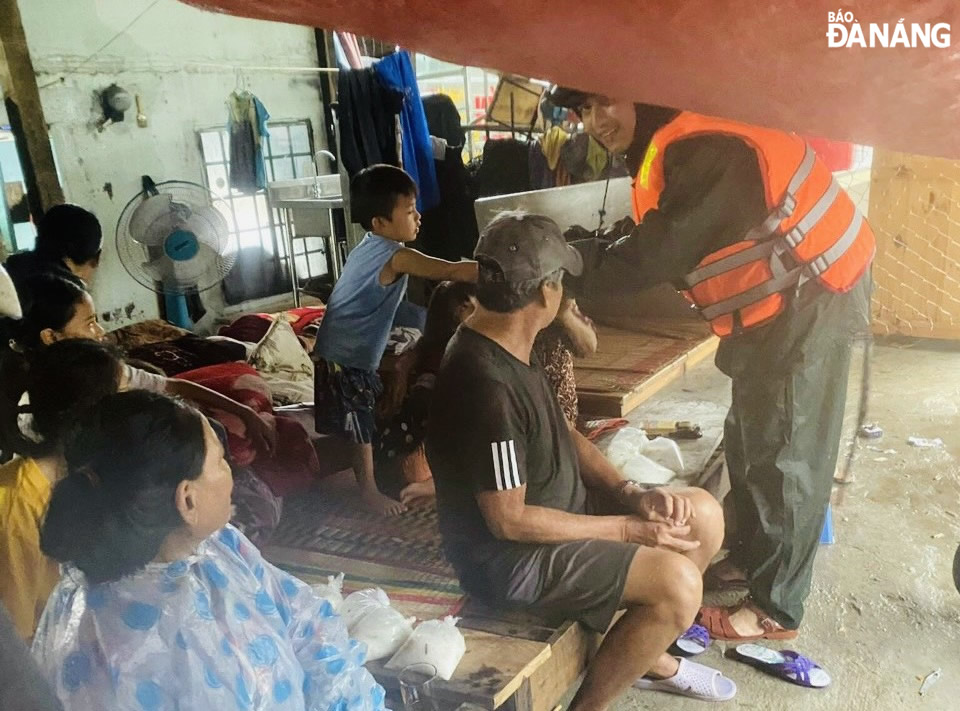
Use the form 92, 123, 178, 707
0, 0, 63, 213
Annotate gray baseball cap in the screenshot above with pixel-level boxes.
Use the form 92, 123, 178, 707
475, 211, 583, 283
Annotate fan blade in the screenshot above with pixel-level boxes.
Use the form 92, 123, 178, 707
128, 194, 175, 247
140, 253, 206, 290
139, 256, 173, 284
181, 205, 229, 253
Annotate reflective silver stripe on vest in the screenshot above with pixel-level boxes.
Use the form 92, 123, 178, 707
699, 267, 802, 322
685, 145, 818, 289
684, 241, 775, 287
783, 179, 841, 249
743, 207, 788, 243
785, 145, 817, 202
739, 145, 816, 243
806, 209, 864, 277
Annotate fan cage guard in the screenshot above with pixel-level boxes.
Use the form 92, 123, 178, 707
115, 180, 239, 295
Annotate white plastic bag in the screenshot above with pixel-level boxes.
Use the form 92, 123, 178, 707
605, 427, 648, 470
351, 605, 416, 661
642, 437, 685, 474
386, 616, 466, 681
621, 454, 675, 485
310, 573, 345, 611
606, 427, 679, 484
340, 588, 391, 629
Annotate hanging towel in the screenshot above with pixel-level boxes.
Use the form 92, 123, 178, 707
253, 97, 270, 190
227, 91, 269, 194
374, 51, 440, 211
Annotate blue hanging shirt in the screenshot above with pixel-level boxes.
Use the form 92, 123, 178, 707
374, 51, 441, 212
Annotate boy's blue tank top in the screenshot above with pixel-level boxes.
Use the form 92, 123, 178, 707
313, 233, 408, 371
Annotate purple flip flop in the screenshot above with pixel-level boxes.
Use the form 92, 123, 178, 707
729, 644, 831, 688
669, 624, 711, 657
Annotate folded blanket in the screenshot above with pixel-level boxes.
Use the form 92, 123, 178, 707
177, 362, 322, 496
127, 335, 247, 376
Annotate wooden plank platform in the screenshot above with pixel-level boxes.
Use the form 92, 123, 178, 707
455, 601, 601, 711
367, 627, 552, 711
575, 321, 719, 417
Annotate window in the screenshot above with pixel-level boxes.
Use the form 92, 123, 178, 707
198, 120, 329, 301
414, 55, 504, 161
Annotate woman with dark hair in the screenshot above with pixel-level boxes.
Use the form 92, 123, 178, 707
3, 203, 103, 288
0, 273, 276, 453
0, 339, 123, 640
32, 390, 385, 711
531, 294, 598, 426
1, 273, 105, 353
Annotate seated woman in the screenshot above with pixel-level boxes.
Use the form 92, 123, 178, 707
0, 339, 123, 640
33, 390, 386, 711
531, 294, 598, 427
3, 203, 102, 287
376, 281, 477, 504
4, 271, 275, 452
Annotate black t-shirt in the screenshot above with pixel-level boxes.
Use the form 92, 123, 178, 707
426, 327, 586, 570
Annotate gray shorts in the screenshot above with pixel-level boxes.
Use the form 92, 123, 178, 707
469, 539, 639, 633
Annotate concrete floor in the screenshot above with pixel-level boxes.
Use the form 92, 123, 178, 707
603, 341, 960, 711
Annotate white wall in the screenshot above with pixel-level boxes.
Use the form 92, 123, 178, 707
19, 0, 326, 328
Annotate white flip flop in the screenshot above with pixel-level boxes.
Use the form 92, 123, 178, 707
633, 657, 738, 702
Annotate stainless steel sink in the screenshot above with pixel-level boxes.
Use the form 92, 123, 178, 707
274, 195, 343, 210
267, 174, 342, 201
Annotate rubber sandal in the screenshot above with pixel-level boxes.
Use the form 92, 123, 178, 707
633, 657, 737, 702
728, 644, 831, 688
697, 600, 798, 642
669, 623, 711, 657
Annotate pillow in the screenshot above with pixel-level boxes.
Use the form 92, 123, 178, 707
248, 318, 313, 381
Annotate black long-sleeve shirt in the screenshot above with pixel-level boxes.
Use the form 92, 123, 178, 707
576, 131, 769, 297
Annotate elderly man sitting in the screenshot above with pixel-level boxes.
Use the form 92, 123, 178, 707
426, 212, 735, 709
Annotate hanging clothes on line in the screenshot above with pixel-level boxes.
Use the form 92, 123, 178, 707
373, 51, 440, 211
227, 90, 270, 194
335, 68, 404, 178
417, 93, 479, 261
529, 125, 570, 189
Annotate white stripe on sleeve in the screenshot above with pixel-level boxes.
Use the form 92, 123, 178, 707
507, 440, 521, 488
499, 442, 511, 489
490, 440, 521, 490
491, 441, 505, 490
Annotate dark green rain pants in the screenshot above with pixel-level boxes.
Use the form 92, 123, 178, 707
715, 274, 871, 629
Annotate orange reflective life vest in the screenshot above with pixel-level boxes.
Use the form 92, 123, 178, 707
632, 111, 875, 338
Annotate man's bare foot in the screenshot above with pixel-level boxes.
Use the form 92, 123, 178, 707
644, 653, 681, 680
361, 488, 407, 516
400, 479, 435, 506
725, 606, 767, 637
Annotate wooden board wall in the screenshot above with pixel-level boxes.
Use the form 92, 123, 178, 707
870, 149, 960, 340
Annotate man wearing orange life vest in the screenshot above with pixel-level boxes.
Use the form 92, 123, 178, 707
551, 88, 873, 641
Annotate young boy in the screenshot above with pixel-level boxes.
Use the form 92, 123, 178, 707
312, 165, 477, 515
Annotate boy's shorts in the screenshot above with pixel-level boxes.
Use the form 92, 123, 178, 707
313, 358, 383, 445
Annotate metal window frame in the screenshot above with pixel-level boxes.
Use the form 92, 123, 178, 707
197, 119, 330, 288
